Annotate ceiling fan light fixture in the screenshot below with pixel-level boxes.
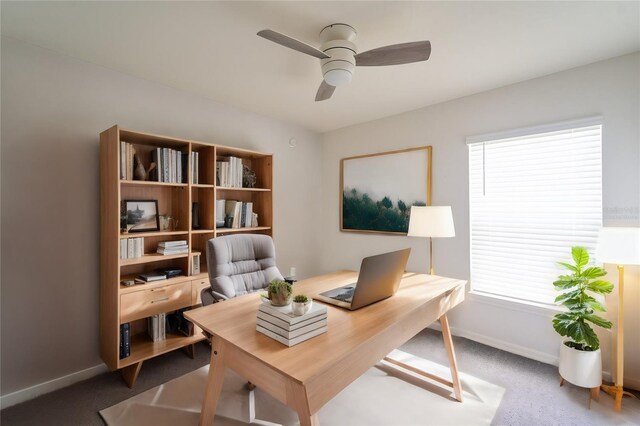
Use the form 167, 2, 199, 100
324, 69, 352, 86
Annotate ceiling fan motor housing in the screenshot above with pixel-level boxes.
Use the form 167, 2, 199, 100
319, 24, 357, 86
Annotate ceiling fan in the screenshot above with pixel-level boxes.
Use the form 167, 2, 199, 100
257, 23, 431, 102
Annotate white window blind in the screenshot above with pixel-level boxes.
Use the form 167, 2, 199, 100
468, 120, 603, 305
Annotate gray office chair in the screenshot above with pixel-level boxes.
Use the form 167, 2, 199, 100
201, 234, 286, 306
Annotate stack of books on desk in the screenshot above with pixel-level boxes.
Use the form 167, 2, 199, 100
256, 302, 327, 347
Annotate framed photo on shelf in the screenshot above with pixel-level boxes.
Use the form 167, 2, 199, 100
123, 200, 160, 233
340, 146, 432, 235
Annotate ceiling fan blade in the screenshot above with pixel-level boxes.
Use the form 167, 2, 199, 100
257, 29, 330, 59
355, 41, 431, 66
315, 80, 336, 102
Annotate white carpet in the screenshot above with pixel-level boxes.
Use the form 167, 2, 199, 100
100, 350, 506, 425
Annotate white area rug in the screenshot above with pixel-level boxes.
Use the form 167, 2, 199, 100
100, 350, 505, 425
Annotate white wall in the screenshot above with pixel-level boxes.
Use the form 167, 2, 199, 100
0, 37, 324, 399
321, 53, 640, 387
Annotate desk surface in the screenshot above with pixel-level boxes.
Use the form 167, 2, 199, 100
185, 271, 466, 384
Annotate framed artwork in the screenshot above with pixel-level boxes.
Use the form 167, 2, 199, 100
340, 146, 432, 234
124, 200, 160, 233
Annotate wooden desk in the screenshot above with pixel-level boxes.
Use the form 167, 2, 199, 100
185, 271, 466, 426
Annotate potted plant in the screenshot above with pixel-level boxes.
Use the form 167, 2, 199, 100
292, 294, 312, 316
267, 280, 293, 307
553, 246, 613, 389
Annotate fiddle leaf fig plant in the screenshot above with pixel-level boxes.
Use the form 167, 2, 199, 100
552, 246, 613, 351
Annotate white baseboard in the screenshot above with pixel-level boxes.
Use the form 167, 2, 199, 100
427, 323, 614, 381
0, 363, 108, 410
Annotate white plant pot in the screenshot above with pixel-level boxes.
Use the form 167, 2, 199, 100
559, 341, 602, 388
292, 301, 312, 316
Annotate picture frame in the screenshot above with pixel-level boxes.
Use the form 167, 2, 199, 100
340, 146, 432, 235
123, 200, 160, 233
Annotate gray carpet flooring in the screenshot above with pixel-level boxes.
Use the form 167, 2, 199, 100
1, 329, 637, 425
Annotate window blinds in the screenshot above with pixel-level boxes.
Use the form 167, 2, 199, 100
468, 122, 602, 305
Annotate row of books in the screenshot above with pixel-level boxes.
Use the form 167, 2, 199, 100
119, 323, 131, 359
148, 313, 167, 342
256, 302, 328, 347
216, 156, 243, 188
120, 142, 137, 180
157, 240, 189, 255
149, 147, 188, 184
120, 237, 144, 260
224, 200, 255, 228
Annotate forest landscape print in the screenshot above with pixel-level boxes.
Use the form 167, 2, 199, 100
341, 147, 431, 234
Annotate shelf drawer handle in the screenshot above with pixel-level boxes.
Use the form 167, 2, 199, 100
151, 287, 167, 292
151, 297, 169, 304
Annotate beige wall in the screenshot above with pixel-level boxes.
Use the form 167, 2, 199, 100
321, 53, 640, 387
0, 37, 324, 396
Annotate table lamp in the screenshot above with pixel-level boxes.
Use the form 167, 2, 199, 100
595, 226, 640, 411
407, 206, 455, 274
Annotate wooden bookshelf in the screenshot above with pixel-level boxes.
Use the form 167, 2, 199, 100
100, 125, 273, 387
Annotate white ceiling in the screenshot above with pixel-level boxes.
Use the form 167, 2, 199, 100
2, 1, 639, 133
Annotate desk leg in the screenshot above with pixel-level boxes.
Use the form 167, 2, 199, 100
440, 314, 463, 402
199, 337, 226, 426
286, 381, 318, 426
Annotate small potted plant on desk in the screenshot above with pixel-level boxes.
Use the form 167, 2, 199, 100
553, 246, 613, 405
292, 294, 312, 316
267, 280, 293, 306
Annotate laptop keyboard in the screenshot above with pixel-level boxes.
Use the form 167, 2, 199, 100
333, 289, 355, 301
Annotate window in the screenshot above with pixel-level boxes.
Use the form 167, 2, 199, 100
468, 118, 603, 305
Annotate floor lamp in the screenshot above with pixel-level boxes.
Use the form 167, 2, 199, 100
407, 206, 455, 274
596, 226, 640, 412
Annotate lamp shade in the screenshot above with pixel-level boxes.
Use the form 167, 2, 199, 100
407, 206, 455, 238
596, 227, 640, 265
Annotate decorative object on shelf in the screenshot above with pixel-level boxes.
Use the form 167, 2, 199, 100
133, 154, 147, 181
242, 164, 257, 188
595, 227, 640, 411
159, 214, 176, 231
192, 202, 200, 230
267, 280, 292, 307
192, 254, 201, 275
292, 294, 312, 316
553, 246, 613, 403
341, 146, 431, 234
407, 206, 455, 275
124, 200, 159, 232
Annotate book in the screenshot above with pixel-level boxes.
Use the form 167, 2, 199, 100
258, 301, 327, 325
215, 199, 226, 225
158, 240, 188, 248
256, 324, 327, 347
243, 202, 253, 228
137, 272, 167, 282
257, 316, 327, 340
120, 323, 130, 359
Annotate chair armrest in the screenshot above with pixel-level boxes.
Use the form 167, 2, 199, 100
200, 288, 230, 306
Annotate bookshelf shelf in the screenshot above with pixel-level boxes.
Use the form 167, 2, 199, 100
119, 330, 206, 368
121, 180, 188, 188
191, 229, 214, 235
101, 125, 273, 388
119, 231, 188, 239
216, 187, 271, 192
216, 226, 271, 235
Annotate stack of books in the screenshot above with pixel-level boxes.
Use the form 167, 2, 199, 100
256, 302, 328, 347
157, 240, 188, 255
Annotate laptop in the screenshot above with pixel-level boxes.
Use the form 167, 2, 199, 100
313, 248, 411, 310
